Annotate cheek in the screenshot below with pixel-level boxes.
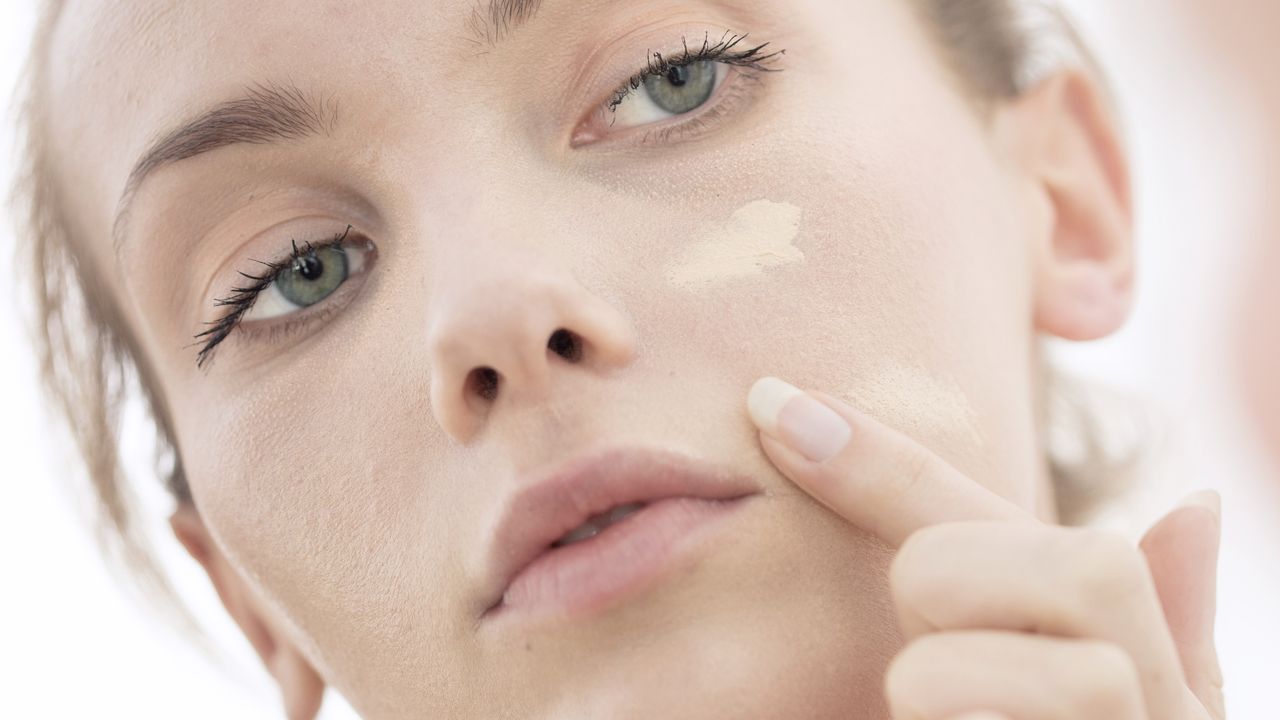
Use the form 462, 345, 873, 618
662, 92, 1040, 508
167, 324, 467, 681
621, 119, 1037, 513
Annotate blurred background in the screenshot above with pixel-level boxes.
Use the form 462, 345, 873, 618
1, 2, 1276, 717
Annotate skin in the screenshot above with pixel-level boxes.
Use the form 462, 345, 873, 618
40, 0, 1210, 716
748, 379, 1224, 718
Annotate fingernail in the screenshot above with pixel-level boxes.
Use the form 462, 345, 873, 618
1178, 489, 1222, 522
748, 377, 852, 463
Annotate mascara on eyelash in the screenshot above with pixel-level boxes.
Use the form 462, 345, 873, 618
606, 30, 786, 116
191, 224, 354, 369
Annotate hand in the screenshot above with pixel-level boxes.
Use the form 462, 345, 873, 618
747, 377, 1225, 719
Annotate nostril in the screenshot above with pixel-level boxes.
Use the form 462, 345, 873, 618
468, 366, 500, 401
547, 328, 583, 362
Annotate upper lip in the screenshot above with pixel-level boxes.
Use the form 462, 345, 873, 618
479, 445, 761, 616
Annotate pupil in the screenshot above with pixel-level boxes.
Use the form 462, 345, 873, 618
666, 65, 689, 87
296, 254, 323, 281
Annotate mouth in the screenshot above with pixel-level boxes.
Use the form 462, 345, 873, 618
549, 501, 649, 548
479, 446, 760, 628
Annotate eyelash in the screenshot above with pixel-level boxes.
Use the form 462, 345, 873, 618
604, 31, 786, 128
191, 225, 356, 369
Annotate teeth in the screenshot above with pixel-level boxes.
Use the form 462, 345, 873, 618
556, 522, 603, 547
552, 503, 647, 548
608, 502, 646, 524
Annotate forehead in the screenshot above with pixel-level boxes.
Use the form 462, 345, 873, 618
53, 0, 463, 83
49, 0, 456, 175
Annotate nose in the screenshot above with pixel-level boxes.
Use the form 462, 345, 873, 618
426, 261, 638, 442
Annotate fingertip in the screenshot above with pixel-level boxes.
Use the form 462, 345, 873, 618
748, 377, 852, 464
1177, 489, 1222, 526
747, 376, 806, 437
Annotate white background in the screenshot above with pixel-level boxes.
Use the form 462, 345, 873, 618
1, 2, 1276, 718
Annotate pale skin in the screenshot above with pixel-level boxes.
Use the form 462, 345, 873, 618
747, 379, 1225, 719
43, 0, 1221, 717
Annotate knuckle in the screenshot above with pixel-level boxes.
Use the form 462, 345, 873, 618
884, 636, 949, 715
890, 525, 955, 607
1067, 641, 1144, 716
888, 445, 938, 501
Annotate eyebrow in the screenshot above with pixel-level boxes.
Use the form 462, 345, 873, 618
113, 1, 549, 261
112, 82, 337, 262
465, 0, 547, 47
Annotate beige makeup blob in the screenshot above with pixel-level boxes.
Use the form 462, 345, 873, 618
666, 200, 805, 287
843, 364, 984, 448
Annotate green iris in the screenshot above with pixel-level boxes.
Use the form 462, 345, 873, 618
277, 245, 349, 308
643, 61, 717, 115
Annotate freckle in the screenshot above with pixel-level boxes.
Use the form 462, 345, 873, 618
524, 641, 532, 652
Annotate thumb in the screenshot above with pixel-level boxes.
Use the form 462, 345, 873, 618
1140, 490, 1225, 719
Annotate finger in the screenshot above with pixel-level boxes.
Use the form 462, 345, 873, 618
1141, 491, 1226, 720
885, 631, 1145, 720
747, 377, 1029, 546
891, 521, 1190, 720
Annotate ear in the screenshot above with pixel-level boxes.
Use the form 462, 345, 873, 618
1001, 69, 1135, 341
170, 504, 326, 720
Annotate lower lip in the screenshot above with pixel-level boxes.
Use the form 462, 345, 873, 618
483, 495, 752, 627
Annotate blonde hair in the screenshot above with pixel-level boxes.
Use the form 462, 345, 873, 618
10, 0, 1123, 625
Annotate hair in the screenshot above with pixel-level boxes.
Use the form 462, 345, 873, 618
914, 0, 1029, 99
10, 0, 1123, 629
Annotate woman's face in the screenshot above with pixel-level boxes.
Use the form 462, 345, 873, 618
50, 0, 1056, 716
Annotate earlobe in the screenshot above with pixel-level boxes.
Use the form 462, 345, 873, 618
1011, 69, 1135, 341
1034, 260, 1133, 341
170, 505, 326, 720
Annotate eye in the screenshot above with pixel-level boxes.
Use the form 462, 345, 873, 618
572, 33, 785, 146
611, 60, 727, 129
193, 226, 377, 369
245, 243, 362, 321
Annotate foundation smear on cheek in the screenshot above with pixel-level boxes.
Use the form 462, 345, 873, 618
666, 199, 804, 287
845, 364, 985, 449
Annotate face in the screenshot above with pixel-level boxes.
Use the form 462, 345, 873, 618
48, 0, 1057, 716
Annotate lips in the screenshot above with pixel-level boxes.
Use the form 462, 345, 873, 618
479, 446, 760, 619
551, 501, 648, 548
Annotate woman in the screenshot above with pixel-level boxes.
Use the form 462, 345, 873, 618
13, 0, 1223, 717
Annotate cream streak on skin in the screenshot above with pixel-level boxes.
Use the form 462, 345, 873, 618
845, 364, 985, 450
665, 199, 805, 287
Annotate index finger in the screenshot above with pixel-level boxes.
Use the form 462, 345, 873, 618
747, 377, 1033, 546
